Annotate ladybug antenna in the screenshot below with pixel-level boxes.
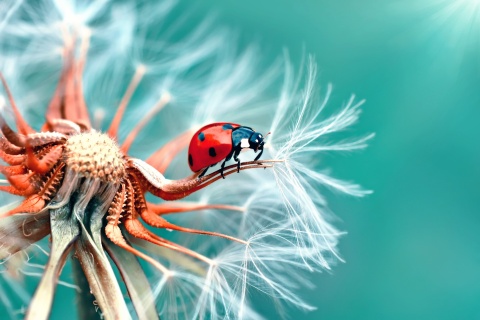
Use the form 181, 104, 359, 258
259, 131, 271, 149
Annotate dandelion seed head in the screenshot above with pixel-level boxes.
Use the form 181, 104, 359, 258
64, 131, 126, 183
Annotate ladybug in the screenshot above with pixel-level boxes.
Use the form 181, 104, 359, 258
188, 122, 265, 178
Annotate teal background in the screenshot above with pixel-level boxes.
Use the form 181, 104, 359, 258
2, 0, 479, 319
176, 0, 480, 319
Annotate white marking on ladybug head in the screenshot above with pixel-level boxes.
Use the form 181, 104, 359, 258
240, 138, 250, 148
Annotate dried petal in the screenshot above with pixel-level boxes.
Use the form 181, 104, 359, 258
75, 208, 131, 320
0, 210, 50, 259
25, 205, 79, 320
104, 238, 158, 320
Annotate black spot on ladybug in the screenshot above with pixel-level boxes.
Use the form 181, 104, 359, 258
198, 132, 205, 141
209, 147, 216, 157
222, 124, 234, 130
188, 154, 193, 166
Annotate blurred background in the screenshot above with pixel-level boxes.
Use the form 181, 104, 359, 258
173, 0, 480, 319
2, 0, 479, 319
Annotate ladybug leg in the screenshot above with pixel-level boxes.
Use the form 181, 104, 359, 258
254, 146, 264, 162
220, 150, 235, 179
233, 156, 240, 173
198, 166, 210, 178
220, 161, 227, 179
232, 148, 242, 173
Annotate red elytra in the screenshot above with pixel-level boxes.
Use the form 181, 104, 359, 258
188, 122, 240, 172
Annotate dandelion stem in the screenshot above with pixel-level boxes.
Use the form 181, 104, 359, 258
72, 257, 102, 320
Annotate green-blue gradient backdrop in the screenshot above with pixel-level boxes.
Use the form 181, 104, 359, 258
6, 1, 478, 319
176, 1, 479, 319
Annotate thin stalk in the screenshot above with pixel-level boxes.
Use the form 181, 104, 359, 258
72, 256, 102, 320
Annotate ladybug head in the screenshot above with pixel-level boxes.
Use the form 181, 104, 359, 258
248, 132, 264, 152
